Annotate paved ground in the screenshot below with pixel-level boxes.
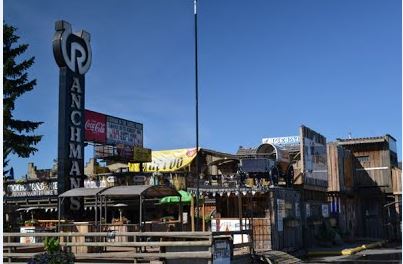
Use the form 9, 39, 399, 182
304, 242, 402, 263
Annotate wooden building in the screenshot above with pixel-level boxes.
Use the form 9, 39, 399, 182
329, 135, 401, 240
326, 143, 356, 239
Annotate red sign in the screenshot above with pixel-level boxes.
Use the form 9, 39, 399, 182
85, 110, 106, 144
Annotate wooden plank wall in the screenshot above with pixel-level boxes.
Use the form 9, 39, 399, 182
391, 167, 402, 194
343, 150, 353, 189
349, 143, 392, 193
253, 218, 272, 250
249, 188, 303, 251
327, 143, 354, 193
327, 143, 340, 192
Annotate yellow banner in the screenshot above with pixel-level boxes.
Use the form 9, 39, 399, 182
129, 148, 198, 172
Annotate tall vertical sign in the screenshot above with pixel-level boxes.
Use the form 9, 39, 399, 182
53, 20, 92, 219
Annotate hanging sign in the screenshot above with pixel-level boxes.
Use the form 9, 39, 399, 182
53, 20, 92, 219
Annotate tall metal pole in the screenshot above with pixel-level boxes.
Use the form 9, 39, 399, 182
194, 0, 200, 230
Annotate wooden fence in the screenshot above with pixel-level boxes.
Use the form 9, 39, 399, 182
3, 230, 252, 263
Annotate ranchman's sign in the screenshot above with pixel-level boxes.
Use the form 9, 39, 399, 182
6, 181, 58, 197
53, 20, 92, 218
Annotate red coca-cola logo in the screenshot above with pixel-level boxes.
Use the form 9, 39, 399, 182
85, 110, 106, 144
85, 120, 105, 134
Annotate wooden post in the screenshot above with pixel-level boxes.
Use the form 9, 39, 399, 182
191, 195, 195, 232
139, 195, 143, 231
202, 198, 205, 232
238, 193, 243, 243
8, 235, 11, 264
179, 197, 183, 231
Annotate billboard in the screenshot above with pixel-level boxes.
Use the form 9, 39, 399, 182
85, 110, 106, 144
85, 110, 143, 147
106, 115, 143, 147
300, 126, 328, 188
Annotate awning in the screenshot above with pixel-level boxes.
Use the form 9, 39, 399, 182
160, 190, 192, 204
58, 187, 108, 198
100, 185, 180, 199
128, 148, 198, 172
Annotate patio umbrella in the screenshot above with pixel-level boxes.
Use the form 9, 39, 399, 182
159, 190, 192, 204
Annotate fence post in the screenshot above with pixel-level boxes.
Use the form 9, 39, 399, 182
208, 232, 213, 264
8, 235, 11, 264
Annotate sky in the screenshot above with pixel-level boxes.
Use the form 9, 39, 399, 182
4, 0, 402, 178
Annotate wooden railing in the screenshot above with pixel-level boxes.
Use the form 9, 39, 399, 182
3, 230, 253, 263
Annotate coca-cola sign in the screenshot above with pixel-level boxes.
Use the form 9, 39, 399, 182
85, 110, 106, 143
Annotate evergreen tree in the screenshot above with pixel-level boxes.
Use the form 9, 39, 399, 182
3, 23, 43, 174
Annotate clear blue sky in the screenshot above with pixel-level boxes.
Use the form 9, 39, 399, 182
4, 0, 402, 178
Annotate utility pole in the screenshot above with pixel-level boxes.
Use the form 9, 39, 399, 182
194, 0, 201, 230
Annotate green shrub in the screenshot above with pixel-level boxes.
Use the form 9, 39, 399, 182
27, 237, 74, 264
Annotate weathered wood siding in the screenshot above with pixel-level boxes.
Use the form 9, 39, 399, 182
327, 143, 353, 192
347, 143, 392, 193
392, 167, 402, 194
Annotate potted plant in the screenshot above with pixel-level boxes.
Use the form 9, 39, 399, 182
28, 237, 75, 264
24, 219, 38, 227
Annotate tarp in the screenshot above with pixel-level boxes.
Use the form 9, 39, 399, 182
160, 190, 192, 204
128, 148, 198, 172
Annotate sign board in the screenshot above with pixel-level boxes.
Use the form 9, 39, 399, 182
20, 227, 36, 244
211, 219, 249, 244
53, 20, 91, 218
305, 203, 311, 218
322, 204, 330, 218
300, 126, 328, 187
129, 148, 198, 172
262, 136, 300, 146
212, 238, 232, 264
6, 181, 58, 197
94, 144, 134, 161
277, 199, 285, 231
106, 115, 143, 147
85, 110, 106, 144
133, 146, 152, 163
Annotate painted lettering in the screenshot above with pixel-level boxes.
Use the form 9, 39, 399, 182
69, 161, 81, 176
70, 77, 82, 93
71, 93, 81, 109
70, 127, 81, 142
70, 111, 82, 126
69, 143, 82, 159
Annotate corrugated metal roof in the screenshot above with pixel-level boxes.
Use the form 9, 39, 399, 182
236, 147, 258, 156
336, 136, 387, 145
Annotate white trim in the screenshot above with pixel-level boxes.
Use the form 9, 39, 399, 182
355, 167, 389, 171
